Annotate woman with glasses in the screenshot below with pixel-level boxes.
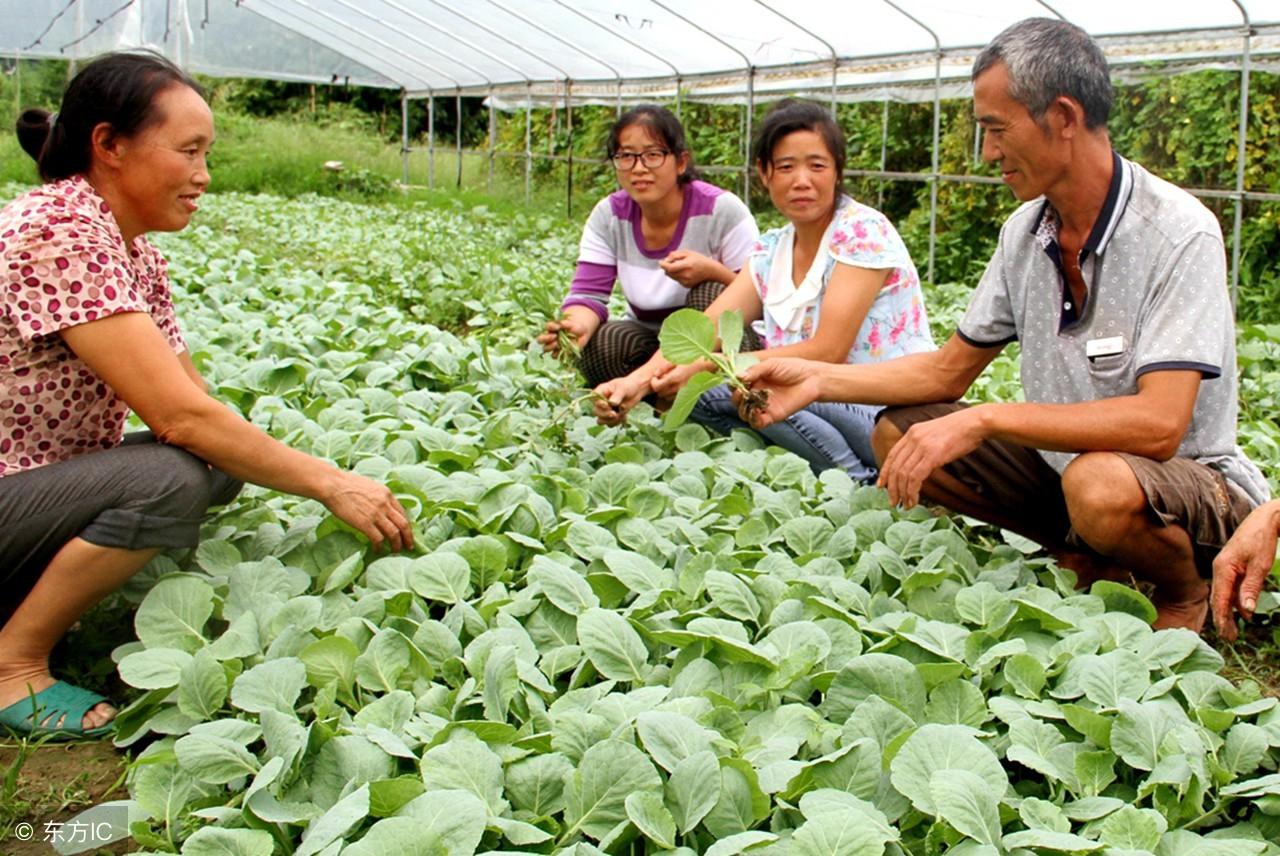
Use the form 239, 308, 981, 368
537, 105, 758, 386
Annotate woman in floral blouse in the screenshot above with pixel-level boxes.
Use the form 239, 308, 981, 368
0, 52, 412, 738
594, 100, 934, 481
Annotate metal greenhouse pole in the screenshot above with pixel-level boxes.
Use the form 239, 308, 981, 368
752, 0, 838, 114
566, 80, 574, 218
1230, 0, 1253, 306
372, 0, 537, 194
879, 100, 890, 208
456, 90, 463, 188
882, 0, 942, 283
259, 3, 477, 199
650, 1, 754, 202
747, 71, 755, 200
928, 53, 942, 285
400, 92, 410, 184
414, 0, 576, 204
482, 0, 623, 216
525, 83, 533, 204
488, 86, 496, 191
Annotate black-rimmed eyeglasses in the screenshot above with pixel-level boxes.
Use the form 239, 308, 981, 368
611, 150, 670, 170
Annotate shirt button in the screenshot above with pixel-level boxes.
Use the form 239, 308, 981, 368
1064, 302, 1072, 310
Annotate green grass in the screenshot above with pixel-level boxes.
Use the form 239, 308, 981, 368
0, 133, 34, 185
2, 107, 588, 214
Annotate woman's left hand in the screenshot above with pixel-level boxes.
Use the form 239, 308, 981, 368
660, 250, 725, 287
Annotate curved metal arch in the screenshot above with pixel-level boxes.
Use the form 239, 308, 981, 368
881, 0, 943, 284
1229, 0, 1252, 302
251, 0, 451, 91
750, 0, 839, 111
58, 0, 133, 54
647, 0, 754, 200
419, 0, 569, 83
372, 0, 530, 86
549, 0, 681, 84
325, 0, 493, 88
481, 0, 622, 85
1033, 1, 1069, 20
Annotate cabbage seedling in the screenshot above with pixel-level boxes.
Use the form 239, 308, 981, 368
657, 308, 768, 429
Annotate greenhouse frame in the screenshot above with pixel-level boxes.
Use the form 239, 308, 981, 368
6, 0, 1280, 290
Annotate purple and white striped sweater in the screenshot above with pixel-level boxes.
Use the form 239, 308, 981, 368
561, 180, 758, 328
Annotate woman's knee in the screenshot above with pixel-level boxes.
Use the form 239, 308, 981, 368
579, 322, 657, 387
134, 444, 222, 519
685, 281, 726, 311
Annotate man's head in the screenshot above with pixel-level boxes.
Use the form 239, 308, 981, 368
973, 18, 1113, 131
973, 19, 1112, 202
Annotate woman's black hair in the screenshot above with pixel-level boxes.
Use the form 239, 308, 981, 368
15, 50, 203, 183
752, 99, 847, 200
604, 104, 700, 185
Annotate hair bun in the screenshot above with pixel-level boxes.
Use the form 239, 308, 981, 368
16, 108, 53, 163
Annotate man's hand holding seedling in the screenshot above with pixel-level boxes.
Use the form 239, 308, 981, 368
734, 357, 824, 428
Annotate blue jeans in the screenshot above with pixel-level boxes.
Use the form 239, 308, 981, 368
690, 384, 880, 483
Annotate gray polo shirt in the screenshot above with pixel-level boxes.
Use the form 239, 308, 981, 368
959, 152, 1269, 505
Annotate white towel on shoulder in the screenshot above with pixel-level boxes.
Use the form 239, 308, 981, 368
763, 220, 835, 334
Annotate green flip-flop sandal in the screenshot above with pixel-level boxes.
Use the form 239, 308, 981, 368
0, 681, 115, 740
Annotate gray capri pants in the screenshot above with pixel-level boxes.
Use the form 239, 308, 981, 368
0, 432, 242, 617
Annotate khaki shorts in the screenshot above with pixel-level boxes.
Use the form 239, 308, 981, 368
878, 402, 1255, 576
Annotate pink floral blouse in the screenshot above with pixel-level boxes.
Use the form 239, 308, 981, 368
0, 176, 185, 476
748, 195, 934, 362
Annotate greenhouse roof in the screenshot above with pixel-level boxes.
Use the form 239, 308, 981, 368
5, 0, 1280, 105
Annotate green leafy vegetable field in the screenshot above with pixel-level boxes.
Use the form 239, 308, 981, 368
5, 185, 1280, 856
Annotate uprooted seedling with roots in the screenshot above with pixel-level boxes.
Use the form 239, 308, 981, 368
656, 308, 766, 430
739, 384, 770, 422
555, 324, 582, 366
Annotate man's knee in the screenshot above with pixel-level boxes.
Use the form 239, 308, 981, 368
1061, 452, 1147, 549
870, 416, 903, 466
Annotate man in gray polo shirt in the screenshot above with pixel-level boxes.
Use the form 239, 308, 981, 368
735, 17, 1269, 634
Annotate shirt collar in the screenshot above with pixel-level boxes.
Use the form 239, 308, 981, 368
1028, 150, 1133, 259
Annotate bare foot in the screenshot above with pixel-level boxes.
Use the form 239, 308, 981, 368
0, 662, 115, 731
1152, 585, 1210, 633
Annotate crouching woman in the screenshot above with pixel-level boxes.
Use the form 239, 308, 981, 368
0, 52, 413, 738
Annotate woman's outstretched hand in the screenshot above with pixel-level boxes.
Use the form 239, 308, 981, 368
592, 375, 648, 426
322, 471, 415, 552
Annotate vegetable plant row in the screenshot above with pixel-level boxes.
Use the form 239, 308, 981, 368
3, 185, 1276, 856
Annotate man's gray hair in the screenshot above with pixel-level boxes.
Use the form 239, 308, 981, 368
973, 18, 1113, 129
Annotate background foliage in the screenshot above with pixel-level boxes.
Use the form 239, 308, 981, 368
3, 58, 1276, 319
